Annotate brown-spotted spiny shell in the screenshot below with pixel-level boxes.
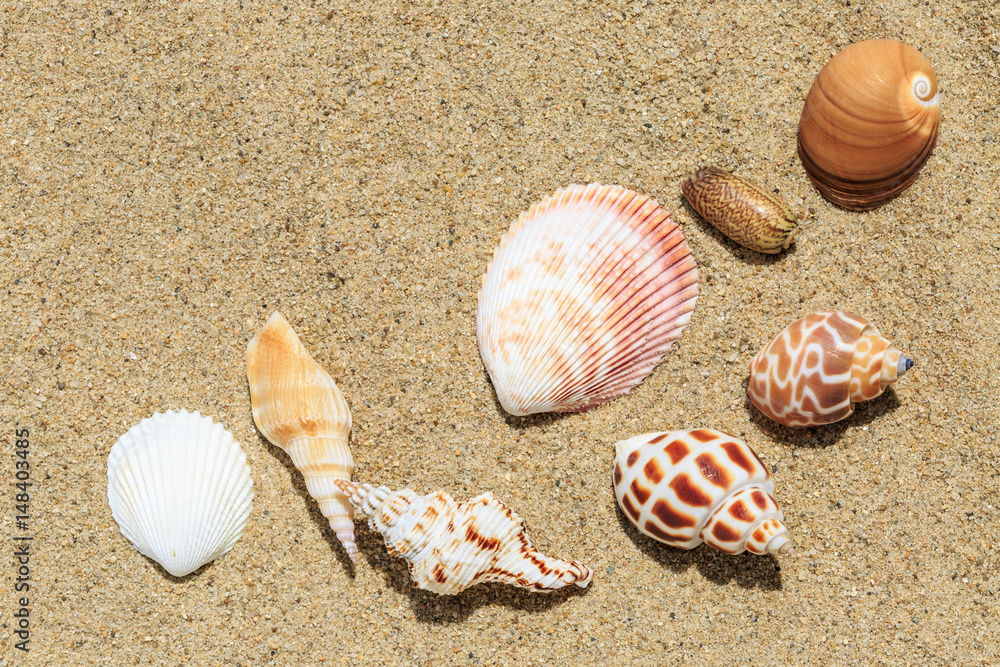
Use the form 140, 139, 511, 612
613, 429, 792, 555
748, 310, 913, 427
798, 39, 940, 211
336, 481, 593, 595
682, 166, 798, 254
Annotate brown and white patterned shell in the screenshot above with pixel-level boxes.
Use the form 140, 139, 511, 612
681, 166, 798, 254
612, 429, 792, 555
336, 481, 593, 595
477, 183, 699, 416
748, 310, 913, 427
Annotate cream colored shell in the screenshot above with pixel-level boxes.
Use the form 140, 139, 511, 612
612, 429, 791, 555
246, 311, 357, 561
477, 183, 699, 416
336, 481, 593, 595
107, 409, 254, 577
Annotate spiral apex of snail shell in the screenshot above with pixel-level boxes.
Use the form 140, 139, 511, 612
798, 39, 940, 211
748, 310, 913, 427
612, 429, 792, 556
682, 166, 798, 254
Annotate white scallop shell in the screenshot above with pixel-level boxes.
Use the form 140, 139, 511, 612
107, 410, 254, 577
477, 183, 699, 416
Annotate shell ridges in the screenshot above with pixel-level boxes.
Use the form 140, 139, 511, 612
107, 409, 254, 577
477, 183, 699, 416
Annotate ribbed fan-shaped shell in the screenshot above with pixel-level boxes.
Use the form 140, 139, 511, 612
612, 429, 791, 555
336, 481, 593, 595
748, 310, 913, 427
107, 410, 253, 577
798, 39, 940, 210
246, 311, 357, 562
477, 183, 699, 416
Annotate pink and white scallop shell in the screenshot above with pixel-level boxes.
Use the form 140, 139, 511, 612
336, 481, 593, 595
476, 184, 699, 416
612, 429, 792, 555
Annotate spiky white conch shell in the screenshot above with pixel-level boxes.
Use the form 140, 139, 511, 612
106, 409, 254, 577
246, 311, 357, 562
476, 183, 699, 416
612, 429, 792, 556
335, 481, 593, 595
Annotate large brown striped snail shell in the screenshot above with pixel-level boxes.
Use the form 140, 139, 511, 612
682, 166, 798, 254
748, 310, 913, 427
612, 429, 792, 556
798, 39, 941, 211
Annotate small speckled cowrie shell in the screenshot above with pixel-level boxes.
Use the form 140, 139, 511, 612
612, 429, 792, 556
682, 166, 798, 254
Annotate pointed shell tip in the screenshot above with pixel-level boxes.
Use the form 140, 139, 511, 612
900, 354, 914, 376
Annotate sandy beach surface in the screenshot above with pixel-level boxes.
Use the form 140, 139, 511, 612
2, 0, 998, 664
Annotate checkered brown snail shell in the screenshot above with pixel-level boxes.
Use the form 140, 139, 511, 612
612, 429, 792, 556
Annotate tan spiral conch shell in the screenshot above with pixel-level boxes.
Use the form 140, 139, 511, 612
613, 429, 792, 555
246, 312, 357, 561
748, 310, 913, 427
336, 481, 593, 595
798, 39, 940, 210
477, 183, 699, 416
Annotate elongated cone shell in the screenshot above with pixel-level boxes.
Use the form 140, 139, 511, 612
336, 480, 593, 595
612, 429, 792, 555
748, 310, 913, 427
246, 312, 357, 562
798, 39, 940, 210
682, 166, 798, 254
477, 183, 699, 416
107, 410, 254, 577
